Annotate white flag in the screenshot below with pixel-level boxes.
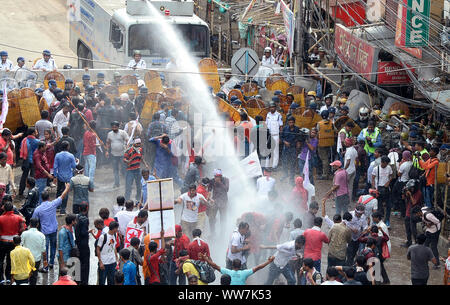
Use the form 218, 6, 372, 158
0, 83, 8, 129
239, 151, 263, 178
67, 0, 81, 22
303, 150, 311, 188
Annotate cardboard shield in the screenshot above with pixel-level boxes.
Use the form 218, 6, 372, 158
144, 70, 163, 93
118, 75, 138, 95
19, 88, 40, 127
198, 58, 221, 94
44, 71, 65, 90
3, 89, 23, 132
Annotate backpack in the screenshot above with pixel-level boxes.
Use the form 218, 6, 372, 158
94, 233, 108, 257
188, 260, 216, 284
424, 208, 445, 223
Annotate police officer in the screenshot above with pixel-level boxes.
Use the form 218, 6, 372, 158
317, 110, 335, 180
357, 120, 382, 164
378, 122, 392, 151
128, 50, 146, 69
0, 51, 14, 71
12, 57, 26, 71
81, 74, 91, 92
33, 50, 57, 71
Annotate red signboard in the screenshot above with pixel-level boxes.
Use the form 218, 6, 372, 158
334, 24, 380, 82
377, 62, 412, 85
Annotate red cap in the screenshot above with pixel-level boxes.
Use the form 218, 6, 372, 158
330, 160, 342, 167
175, 225, 182, 233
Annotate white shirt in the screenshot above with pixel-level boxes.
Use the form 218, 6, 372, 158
43, 89, 55, 107
127, 59, 146, 69
115, 210, 138, 236
322, 280, 343, 285
399, 161, 412, 182
261, 55, 276, 66
256, 176, 275, 199
344, 146, 358, 175
358, 194, 377, 222
0, 60, 14, 71
33, 58, 57, 71
179, 192, 206, 223
265, 111, 283, 135
372, 165, 393, 187
125, 217, 149, 246
97, 232, 117, 264
113, 205, 125, 217
226, 229, 246, 263
273, 240, 298, 268
376, 220, 391, 253
319, 105, 331, 113
21, 228, 46, 262
290, 228, 304, 241
348, 211, 368, 241
52, 110, 70, 138
12, 65, 26, 72
304, 181, 315, 205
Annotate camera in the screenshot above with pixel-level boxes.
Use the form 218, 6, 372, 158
297, 128, 309, 143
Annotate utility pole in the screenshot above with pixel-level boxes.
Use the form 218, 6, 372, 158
295, 0, 304, 75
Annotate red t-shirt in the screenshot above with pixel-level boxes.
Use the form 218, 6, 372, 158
103, 218, 114, 227
303, 228, 329, 261
146, 248, 165, 283
406, 190, 422, 217
0, 137, 13, 165
173, 234, 190, 261
187, 239, 210, 260
196, 185, 208, 213
82, 130, 97, 156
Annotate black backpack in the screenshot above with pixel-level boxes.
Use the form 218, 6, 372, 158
424, 208, 445, 223
94, 233, 108, 257
188, 260, 216, 284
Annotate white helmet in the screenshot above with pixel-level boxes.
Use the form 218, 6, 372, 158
359, 107, 370, 120
264, 47, 272, 54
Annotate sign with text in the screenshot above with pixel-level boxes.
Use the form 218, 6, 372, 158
377, 62, 412, 85
334, 24, 380, 82
405, 0, 430, 47
395, 2, 423, 58
147, 178, 174, 211
280, 0, 295, 57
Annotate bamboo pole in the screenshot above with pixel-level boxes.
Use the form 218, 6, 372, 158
308, 34, 328, 53
442, 161, 449, 235
307, 63, 341, 88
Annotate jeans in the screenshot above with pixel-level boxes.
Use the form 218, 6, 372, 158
265, 263, 296, 285
19, 160, 34, 195
75, 138, 83, 161
412, 277, 428, 285
98, 262, 116, 285
78, 246, 90, 285
36, 178, 47, 204
313, 259, 321, 274
318, 146, 332, 177
111, 155, 125, 187
423, 185, 434, 208
0, 241, 15, 281
298, 158, 314, 185
56, 179, 69, 213
207, 204, 227, 237
335, 194, 350, 216
29, 260, 40, 285
424, 230, 440, 265
327, 255, 346, 267
125, 169, 142, 201
405, 216, 418, 244
45, 232, 57, 266
353, 166, 363, 200
377, 186, 391, 223
169, 260, 186, 285
282, 148, 297, 184
84, 155, 96, 188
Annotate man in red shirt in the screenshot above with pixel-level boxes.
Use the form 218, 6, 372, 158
144, 230, 166, 285
83, 121, 99, 188
188, 229, 210, 260
169, 224, 190, 285
33, 141, 53, 204
303, 217, 329, 274
53, 267, 77, 285
0, 129, 15, 167
0, 202, 26, 284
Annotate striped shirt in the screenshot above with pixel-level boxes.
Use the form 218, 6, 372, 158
124, 146, 143, 171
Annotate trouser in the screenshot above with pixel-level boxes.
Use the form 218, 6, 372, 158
180, 220, 197, 240
298, 158, 314, 185
423, 185, 434, 208
78, 246, 90, 285
335, 194, 350, 216
98, 262, 116, 285
318, 146, 332, 177
14, 278, 29, 285
207, 205, 227, 236
169, 260, 186, 285
265, 262, 295, 285
19, 160, 34, 195
75, 138, 83, 161
125, 169, 142, 202
347, 172, 355, 202
56, 179, 69, 213
29, 260, 40, 285
392, 180, 406, 211
84, 155, 96, 188
147, 142, 157, 171
412, 277, 428, 285
0, 241, 15, 282
346, 240, 360, 265
111, 155, 126, 187
45, 232, 57, 266
36, 178, 47, 204
313, 259, 321, 274
197, 212, 207, 233
379, 258, 390, 283
270, 135, 279, 168
405, 216, 418, 244
377, 186, 391, 223
353, 166, 363, 200
424, 230, 440, 265
327, 255, 346, 267
282, 148, 297, 184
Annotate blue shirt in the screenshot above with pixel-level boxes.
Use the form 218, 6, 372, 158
54, 151, 77, 182
220, 268, 254, 285
123, 260, 137, 285
141, 175, 156, 204
27, 137, 40, 163
149, 138, 173, 178
32, 197, 62, 235
58, 226, 75, 263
